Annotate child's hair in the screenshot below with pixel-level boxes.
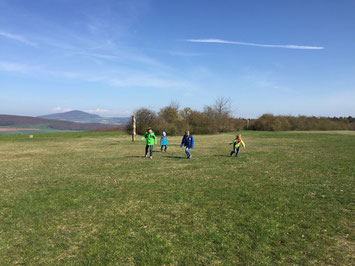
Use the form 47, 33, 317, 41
237, 134, 241, 139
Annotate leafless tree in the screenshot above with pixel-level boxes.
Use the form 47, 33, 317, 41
213, 96, 231, 116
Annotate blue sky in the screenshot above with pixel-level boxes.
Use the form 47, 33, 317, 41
0, 0, 354, 118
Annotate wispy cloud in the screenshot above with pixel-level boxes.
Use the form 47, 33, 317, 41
107, 75, 187, 89
169, 51, 203, 57
0, 31, 37, 46
0, 61, 29, 73
0, 60, 189, 91
186, 38, 324, 50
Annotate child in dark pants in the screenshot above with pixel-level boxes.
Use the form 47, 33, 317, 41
141, 128, 157, 159
230, 134, 246, 157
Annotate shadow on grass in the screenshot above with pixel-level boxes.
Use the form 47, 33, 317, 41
126, 155, 145, 158
165, 155, 186, 159
107, 142, 120, 145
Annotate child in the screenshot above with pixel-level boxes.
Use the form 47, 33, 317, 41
160, 131, 168, 152
230, 134, 246, 157
180, 130, 194, 159
141, 128, 157, 159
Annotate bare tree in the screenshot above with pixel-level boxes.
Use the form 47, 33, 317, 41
213, 96, 231, 116
211, 97, 232, 132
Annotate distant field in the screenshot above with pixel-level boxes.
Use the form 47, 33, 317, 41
0, 131, 354, 264
0, 128, 40, 132
0, 125, 77, 135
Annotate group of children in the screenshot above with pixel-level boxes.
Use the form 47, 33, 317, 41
141, 128, 245, 159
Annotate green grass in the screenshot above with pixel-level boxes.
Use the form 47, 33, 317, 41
0, 131, 354, 264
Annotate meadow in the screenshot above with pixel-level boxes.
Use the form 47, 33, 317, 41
0, 131, 354, 265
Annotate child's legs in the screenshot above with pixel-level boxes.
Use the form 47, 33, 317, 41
164, 145, 167, 151
230, 144, 236, 155
150, 145, 153, 157
185, 147, 191, 157
145, 145, 149, 155
235, 147, 240, 157
161, 145, 163, 151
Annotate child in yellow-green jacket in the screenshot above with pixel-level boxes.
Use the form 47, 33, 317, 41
230, 134, 246, 157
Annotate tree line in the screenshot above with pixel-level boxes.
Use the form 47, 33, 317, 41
249, 114, 355, 131
128, 98, 246, 135
128, 98, 354, 135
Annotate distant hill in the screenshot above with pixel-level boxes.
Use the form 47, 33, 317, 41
0, 114, 122, 131
38, 110, 130, 125
39, 110, 101, 120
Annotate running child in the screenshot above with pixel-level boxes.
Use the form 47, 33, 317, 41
230, 134, 246, 157
141, 128, 157, 159
160, 131, 168, 152
180, 130, 194, 159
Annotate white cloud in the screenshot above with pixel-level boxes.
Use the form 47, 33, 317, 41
0, 31, 37, 46
186, 38, 324, 50
52, 107, 73, 113
86, 108, 109, 114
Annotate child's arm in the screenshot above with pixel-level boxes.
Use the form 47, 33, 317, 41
180, 136, 185, 147
241, 139, 246, 148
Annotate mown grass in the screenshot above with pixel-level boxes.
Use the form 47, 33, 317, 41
0, 131, 354, 265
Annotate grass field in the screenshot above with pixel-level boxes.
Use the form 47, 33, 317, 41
0, 131, 354, 265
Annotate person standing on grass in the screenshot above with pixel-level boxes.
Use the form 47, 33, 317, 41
180, 130, 194, 159
230, 134, 246, 157
160, 131, 168, 152
141, 128, 157, 159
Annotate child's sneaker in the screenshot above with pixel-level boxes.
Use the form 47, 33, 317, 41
150, 156, 152, 159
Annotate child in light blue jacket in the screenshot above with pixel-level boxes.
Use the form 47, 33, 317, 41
160, 131, 168, 152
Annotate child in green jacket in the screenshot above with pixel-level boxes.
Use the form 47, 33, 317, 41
230, 134, 246, 157
142, 128, 157, 159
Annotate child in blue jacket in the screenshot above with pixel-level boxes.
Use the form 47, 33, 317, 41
160, 131, 168, 152
180, 130, 194, 159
